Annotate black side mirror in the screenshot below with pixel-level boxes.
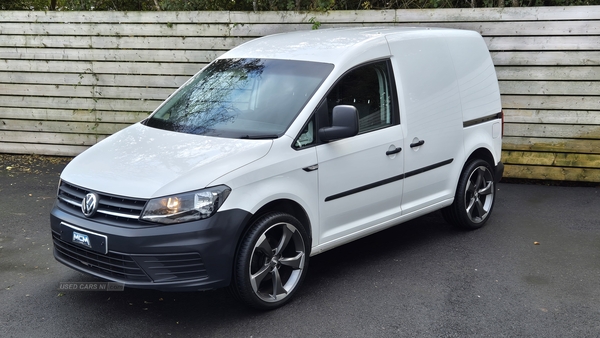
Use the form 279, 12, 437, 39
318, 105, 359, 142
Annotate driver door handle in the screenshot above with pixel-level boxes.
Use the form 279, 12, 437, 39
386, 147, 402, 156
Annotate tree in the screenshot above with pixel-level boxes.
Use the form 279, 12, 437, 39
2, 0, 599, 11
2, 0, 49, 9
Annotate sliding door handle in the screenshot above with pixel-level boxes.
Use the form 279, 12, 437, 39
410, 140, 425, 148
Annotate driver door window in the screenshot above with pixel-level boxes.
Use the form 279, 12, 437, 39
326, 61, 394, 133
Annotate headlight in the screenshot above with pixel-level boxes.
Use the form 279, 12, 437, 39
141, 185, 231, 224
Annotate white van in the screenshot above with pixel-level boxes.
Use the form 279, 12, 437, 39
51, 27, 503, 310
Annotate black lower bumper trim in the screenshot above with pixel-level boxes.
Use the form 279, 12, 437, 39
51, 205, 253, 291
495, 161, 504, 183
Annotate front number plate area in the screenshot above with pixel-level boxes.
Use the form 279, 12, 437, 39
60, 222, 108, 254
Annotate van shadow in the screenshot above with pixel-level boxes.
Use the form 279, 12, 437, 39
59, 211, 462, 334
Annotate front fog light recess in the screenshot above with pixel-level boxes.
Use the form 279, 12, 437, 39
141, 185, 231, 224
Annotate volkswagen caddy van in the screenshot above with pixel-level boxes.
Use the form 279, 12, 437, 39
51, 27, 504, 310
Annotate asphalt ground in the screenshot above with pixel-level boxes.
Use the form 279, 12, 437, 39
1, 155, 600, 337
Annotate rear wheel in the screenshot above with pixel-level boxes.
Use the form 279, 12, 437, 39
443, 159, 496, 230
231, 212, 309, 310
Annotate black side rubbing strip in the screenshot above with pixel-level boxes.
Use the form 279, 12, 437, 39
404, 159, 454, 179
324, 174, 405, 202
324, 158, 454, 202
463, 112, 502, 128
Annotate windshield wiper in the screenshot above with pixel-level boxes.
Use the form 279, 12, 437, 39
240, 134, 279, 139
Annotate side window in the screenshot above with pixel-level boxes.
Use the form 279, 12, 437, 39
294, 117, 316, 149
326, 60, 393, 133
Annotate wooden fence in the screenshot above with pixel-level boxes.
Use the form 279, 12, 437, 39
1, 7, 600, 182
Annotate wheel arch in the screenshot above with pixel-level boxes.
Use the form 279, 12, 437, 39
233, 198, 313, 261
451, 147, 495, 195
465, 147, 495, 169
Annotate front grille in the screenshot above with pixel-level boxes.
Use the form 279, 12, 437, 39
53, 231, 151, 282
57, 180, 148, 227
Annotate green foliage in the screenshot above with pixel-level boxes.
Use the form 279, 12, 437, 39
1, 0, 50, 10
1, 0, 157, 10
308, 16, 321, 29
159, 0, 238, 11
310, 0, 335, 10
1, 0, 599, 10
61, 0, 155, 10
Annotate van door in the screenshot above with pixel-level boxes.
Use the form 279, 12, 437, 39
386, 36, 465, 215
315, 60, 405, 245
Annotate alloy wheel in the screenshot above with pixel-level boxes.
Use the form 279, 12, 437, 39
248, 222, 306, 303
464, 166, 495, 224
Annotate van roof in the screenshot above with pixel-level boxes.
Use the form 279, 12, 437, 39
220, 27, 475, 64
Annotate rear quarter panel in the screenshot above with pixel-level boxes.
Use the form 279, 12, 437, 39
446, 31, 502, 123
447, 31, 503, 166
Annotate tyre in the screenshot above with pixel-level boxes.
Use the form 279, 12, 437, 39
231, 212, 309, 310
443, 159, 496, 230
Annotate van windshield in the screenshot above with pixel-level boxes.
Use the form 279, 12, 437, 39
145, 58, 334, 138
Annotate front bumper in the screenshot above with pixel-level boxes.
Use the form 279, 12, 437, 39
50, 204, 252, 291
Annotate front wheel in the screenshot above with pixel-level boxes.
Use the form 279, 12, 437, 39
443, 159, 496, 230
231, 212, 309, 310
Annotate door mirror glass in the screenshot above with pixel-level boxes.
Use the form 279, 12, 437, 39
318, 105, 359, 142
